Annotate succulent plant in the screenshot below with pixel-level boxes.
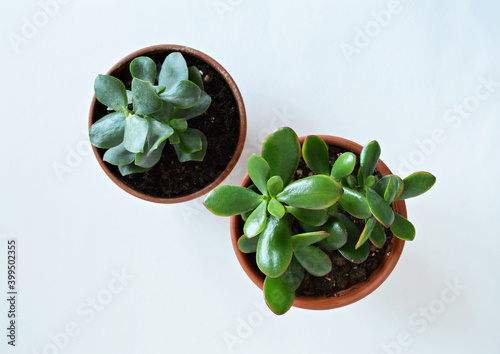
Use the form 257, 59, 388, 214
204, 128, 435, 315
89, 52, 212, 176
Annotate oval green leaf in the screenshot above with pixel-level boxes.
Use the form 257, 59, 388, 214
268, 198, 285, 218
336, 213, 370, 263
277, 175, 343, 210
89, 112, 126, 149
285, 206, 328, 226
267, 176, 284, 198
244, 201, 268, 238
204, 186, 263, 216
396, 172, 436, 200
339, 187, 371, 219
124, 115, 149, 153
291, 231, 329, 250
94, 75, 128, 113
256, 216, 293, 278
370, 222, 387, 248
130, 56, 157, 84
360, 140, 381, 178
248, 154, 271, 196
330, 152, 356, 180
390, 213, 416, 241
264, 268, 295, 315
132, 78, 163, 116
302, 135, 330, 175
262, 127, 301, 186
238, 234, 260, 253
158, 52, 188, 89
366, 187, 395, 227
294, 245, 332, 277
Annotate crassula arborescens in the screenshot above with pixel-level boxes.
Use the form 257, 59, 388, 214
204, 127, 435, 315
89, 52, 211, 176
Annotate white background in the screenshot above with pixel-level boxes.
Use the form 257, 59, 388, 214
1, 0, 499, 353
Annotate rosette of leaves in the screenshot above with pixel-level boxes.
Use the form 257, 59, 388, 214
89, 52, 212, 176
301, 136, 436, 264
204, 128, 344, 315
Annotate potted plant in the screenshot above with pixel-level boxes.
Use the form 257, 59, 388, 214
204, 127, 435, 314
88, 45, 246, 203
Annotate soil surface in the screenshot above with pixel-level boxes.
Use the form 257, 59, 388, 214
242, 145, 394, 297
91, 51, 240, 198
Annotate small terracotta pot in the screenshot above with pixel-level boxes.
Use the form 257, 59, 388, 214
230, 135, 406, 310
89, 45, 246, 203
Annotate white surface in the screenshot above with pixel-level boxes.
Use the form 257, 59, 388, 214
1, 0, 499, 353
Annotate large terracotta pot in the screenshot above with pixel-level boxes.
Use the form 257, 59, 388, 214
89, 44, 246, 203
230, 135, 406, 310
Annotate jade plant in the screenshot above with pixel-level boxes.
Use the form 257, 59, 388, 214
89, 52, 211, 176
204, 128, 435, 315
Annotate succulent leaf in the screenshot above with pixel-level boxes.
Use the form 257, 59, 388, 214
256, 216, 293, 278
360, 140, 381, 178
267, 176, 284, 198
330, 152, 356, 180
289, 256, 305, 290
204, 186, 264, 216
158, 52, 188, 89
238, 234, 260, 253
262, 127, 301, 186
365, 175, 376, 188
130, 56, 157, 84
124, 115, 149, 153
383, 176, 399, 203
103, 142, 136, 166
176, 128, 202, 154
135, 140, 166, 168
132, 78, 163, 116
89, 112, 126, 149
174, 129, 207, 161
390, 213, 416, 241
369, 222, 386, 248
244, 201, 268, 238
170, 118, 188, 132
336, 213, 370, 263
146, 118, 174, 151
264, 267, 295, 315
159, 80, 201, 108
151, 102, 174, 124
366, 187, 395, 227
285, 206, 328, 226
268, 198, 286, 218
188, 66, 204, 90
294, 245, 332, 277
94, 75, 128, 113
322, 215, 348, 250
248, 154, 271, 196
302, 135, 330, 175
291, 231, 329, 250
118, 162, 150, 176
356, 217, 377, 249
277, 175, 342, 210
396, 172, 436, 200
339, 187, 371, 219
173, 91, 211, 120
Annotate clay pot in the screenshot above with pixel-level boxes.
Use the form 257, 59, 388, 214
89, 45, 246, 203
229, 135, 406, 310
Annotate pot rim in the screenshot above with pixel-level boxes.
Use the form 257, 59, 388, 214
229, 135, 406, 310
88, 44, 247, 204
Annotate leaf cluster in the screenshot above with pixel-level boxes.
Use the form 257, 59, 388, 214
204, 128, 436, 314
89, 53, 212, 176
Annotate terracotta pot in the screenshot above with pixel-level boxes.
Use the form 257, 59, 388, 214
230, 135, 406, 310
89, 44, 246, 203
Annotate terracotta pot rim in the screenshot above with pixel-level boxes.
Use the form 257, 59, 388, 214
229, 135, 406, 310
88, 44, 247, 204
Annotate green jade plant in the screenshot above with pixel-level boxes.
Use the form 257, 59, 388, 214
89, 52, 212, 176
204, 128, 435, 315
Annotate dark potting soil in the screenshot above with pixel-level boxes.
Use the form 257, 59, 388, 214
241, 145, 394, 298
91, 51, 240, 198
